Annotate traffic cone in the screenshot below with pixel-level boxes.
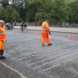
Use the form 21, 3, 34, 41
35, 31, 37, 35
69, 33, 72, 39
13, 28, 15, 33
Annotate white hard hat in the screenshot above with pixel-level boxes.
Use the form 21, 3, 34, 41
0, 20, 4, 23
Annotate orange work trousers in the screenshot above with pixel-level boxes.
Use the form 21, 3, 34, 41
0, 41, 4, 55
0, 40, 4, 50
41, 33, 50, 45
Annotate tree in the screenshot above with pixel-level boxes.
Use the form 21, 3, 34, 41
54, 0, 69, 22
6, 5, 21, 21
25, 0, 39, 22
0, 0, 9, 8
0, 0, 78, 23
11, 0, 27, 21
35, 0, 56, 22
26, 0, 56, 22
67, 0, 78, 22
0, 6, 8, 21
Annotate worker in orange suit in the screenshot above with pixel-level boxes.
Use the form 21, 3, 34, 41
0, 20, 6, 59
41, 20, 52, 46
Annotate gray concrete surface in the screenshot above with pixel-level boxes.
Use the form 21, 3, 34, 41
14, 26, 78, 34
1, 29, 78, 78
0, 62, 22, 78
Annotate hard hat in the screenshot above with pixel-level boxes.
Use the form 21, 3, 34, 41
0, 20, 5, 27
0, 20, 4, 23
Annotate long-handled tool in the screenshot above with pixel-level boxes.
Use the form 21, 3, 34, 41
4, 40, 7, 45
50, 34, 55, 41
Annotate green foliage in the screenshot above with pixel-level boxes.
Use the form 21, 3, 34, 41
6, 5, 21, 22
0, 0, 9, 8
35, 0, 56, 22
67, 0, 78, 22
0, 0, 78, 22
54, 0, 69, 22
26, 0, 39, 22
26, 0, 56, 22
0, 6, 8, 21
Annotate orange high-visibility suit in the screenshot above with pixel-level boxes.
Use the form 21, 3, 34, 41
0, 25, 6, 55
41, 22, 50, 46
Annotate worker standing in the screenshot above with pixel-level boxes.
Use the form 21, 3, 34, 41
0, 20, 6, 59
41, 20, 52, 46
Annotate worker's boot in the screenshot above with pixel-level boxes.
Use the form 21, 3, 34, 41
0, 56, 6, 59
0, 50, 6, 59
1, 50, 4, 55
0, 50, 1, 58
48, 43, 52, 46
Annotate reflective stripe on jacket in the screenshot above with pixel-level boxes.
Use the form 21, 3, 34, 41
0, 27, 6, 40
41, 22, 50, 34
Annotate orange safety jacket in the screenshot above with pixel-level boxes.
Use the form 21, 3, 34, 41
0, 26, 6, 40
41, 22, 50, 34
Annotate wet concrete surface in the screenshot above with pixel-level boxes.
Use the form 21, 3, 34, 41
1, 29, 78, 78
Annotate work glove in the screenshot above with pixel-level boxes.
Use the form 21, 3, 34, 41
49, 32, 51, 34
